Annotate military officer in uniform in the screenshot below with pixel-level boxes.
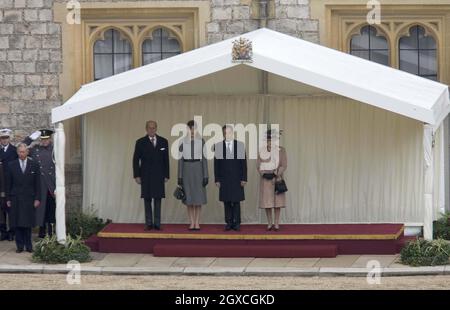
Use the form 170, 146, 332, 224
0, 128, 18, 241
23, 129, 56, 238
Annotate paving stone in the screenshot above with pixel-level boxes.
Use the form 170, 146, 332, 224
171, 257, 216, 268
351, 255, 398, 268
286, 257, 320, 268
184, 267, 245, 274
246, 258, 292, 268
101, 266, 184, 275
245, 267, 319, 276
314, 255, 360, 268
134, 255, 179, 268
209, 257, 253, 268
0, 264, 43, 273
95, 253, 144, 267
382, 266, 445, 276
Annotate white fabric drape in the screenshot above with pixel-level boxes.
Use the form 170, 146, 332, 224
268, 96, 425, 224
84, 94, 427, 224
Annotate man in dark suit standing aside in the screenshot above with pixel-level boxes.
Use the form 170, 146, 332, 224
214, 125, 247, 231
0, 128, 18, 241
5, 143, 41, 253
133, 120, 169, 231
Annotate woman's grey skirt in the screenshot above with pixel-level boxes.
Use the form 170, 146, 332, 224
182, 161, 207, 205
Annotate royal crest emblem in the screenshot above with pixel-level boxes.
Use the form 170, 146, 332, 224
231, 37, 253, 63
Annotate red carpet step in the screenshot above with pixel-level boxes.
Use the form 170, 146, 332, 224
86, 223, 406, 257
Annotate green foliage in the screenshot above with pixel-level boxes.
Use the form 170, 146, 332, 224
32, 234, 91, 264
66, 209, 107, 240
400, 238, 450, 266
433, 212, 450, 240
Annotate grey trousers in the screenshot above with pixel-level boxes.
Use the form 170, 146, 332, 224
144, 198, 161, 227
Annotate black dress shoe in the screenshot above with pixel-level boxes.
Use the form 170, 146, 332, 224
224, 225, 232, 231
16, 249, 23, 253
26, 249, 33, 253
153, 226, 161, 231
8, 234, 14, 241
144, 225, 152, 231
233, 226, 240, 231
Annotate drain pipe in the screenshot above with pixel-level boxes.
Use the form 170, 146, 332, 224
258, 0, 269, 28
259, 0, 269, 122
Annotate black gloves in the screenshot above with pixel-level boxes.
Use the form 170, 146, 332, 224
202, 178, 209, 187
178, 178, 183, 186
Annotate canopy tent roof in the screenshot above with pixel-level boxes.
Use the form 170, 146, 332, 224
52, 28, 450, 127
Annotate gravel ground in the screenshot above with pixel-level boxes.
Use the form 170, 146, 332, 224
0, 274, 449, 290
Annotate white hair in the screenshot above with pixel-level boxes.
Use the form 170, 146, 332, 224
16, 143, 28, 151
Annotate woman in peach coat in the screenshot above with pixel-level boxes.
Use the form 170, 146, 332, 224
257, 129, 287, 231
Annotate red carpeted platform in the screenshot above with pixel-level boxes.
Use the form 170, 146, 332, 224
85, 223, 407, 257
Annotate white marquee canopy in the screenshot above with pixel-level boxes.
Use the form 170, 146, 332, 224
52, 28, 450, 243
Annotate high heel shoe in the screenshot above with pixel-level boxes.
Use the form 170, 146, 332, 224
266, 225, 274, 231
273, 225, 280, 231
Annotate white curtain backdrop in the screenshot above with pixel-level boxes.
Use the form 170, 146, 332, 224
83, 94, 430, 224
268, 96, 425, 224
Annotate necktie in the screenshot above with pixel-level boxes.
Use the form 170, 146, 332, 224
227, 142, 232, 154
21, 160, 25, 173
150, 137, 155, 147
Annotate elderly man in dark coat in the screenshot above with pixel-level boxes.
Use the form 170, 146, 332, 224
133, 120, 169, 231
5, 143, 41, 253
0, 128, 18, 241
23, 129, 56, 238
214, 125, 247, 231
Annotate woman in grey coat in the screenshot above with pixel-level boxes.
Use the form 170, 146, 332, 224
178, 120, 208, 230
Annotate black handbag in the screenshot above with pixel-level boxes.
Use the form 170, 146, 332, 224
262, 173, 276, 180
173, 186, 186, 201
275, 179, 288, 194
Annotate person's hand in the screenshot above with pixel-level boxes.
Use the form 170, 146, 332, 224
135, 177, 141, 184
165, 178, 169, 183
34, 200, 40, 208
215, 182, 220, 188
178, 178, 183, 186
30, 130, 42, 141
202, 178, 209, 187
241, 181, 247, 187
6, 201, 11, 208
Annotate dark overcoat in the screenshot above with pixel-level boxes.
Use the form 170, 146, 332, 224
133, 135, 170, 199
23, 137, 56, 226
214, 140, 247, 202
5, 158, 41, 228
0, 144, 18, 164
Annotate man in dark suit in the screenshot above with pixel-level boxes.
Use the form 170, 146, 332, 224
133, 120, 169, 231
0, 128, 18, 241
23, 129, 56, 238
5, 143, 41, 253
214, 125, 247, 231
